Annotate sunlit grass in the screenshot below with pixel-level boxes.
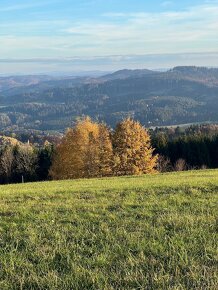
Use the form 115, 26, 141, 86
0, 170, 217, 289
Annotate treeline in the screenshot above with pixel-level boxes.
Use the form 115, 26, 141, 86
152, 125, 218, 171
0, 118, 157, 183
0, 142, 53, 184
0, 121, 218, 184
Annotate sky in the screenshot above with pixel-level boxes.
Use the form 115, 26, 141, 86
0, 0, 218, 74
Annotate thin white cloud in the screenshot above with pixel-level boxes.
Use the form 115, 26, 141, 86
161, 1, 173, 7
64, 2, 218, 49
0, 1, 56, 12
0, 1, 218, 59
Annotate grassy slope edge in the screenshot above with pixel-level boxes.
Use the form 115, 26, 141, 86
0, 170, 217, 289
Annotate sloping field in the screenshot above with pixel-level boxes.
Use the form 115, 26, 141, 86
0, 170, 217, 289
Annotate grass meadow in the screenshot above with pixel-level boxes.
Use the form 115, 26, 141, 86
0, 170, 217, 289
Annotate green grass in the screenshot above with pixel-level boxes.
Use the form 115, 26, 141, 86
0, 170, 217, 290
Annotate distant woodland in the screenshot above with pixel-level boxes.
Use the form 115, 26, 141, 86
0, 66, 218, 133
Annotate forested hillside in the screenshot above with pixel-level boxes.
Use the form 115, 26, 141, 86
0, 66, 218, 132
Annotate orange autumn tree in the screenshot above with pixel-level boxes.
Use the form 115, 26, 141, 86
98, 124, 114, 177
113, 118, 158, 176
50, 117, 113, 179
83, 123, 113, 177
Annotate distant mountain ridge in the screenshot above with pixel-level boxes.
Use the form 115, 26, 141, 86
168, 66, 218, 85
100, 69, 158, 81
0, 66, 217, 132
0, 75, 58, 93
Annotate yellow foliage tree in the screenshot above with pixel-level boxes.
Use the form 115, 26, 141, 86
98, 124, 113, 177
113, 118, 158, 176
50, 117, 113, 179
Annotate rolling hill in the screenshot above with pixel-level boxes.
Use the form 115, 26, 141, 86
0, 66, 218, 132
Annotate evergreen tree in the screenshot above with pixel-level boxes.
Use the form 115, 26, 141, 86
37, 141, 54, 181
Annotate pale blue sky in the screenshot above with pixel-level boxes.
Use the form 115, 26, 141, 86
0, 0, 218, 74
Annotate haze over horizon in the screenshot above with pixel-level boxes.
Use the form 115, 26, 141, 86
1, 0, 218, 74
